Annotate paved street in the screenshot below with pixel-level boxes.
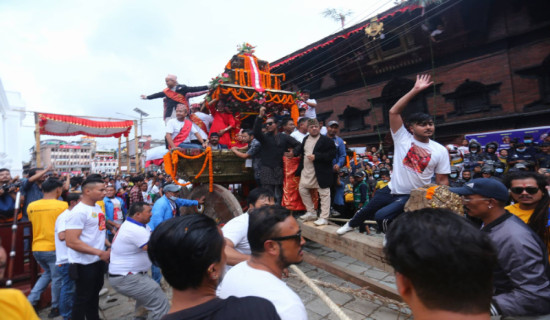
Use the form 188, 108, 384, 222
39, 240, 411, 320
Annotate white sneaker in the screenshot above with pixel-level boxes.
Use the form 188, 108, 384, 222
336, 222, 354, 235
99, 288, 109, 296
314, 218, 328, 226
299, 212, 317, 221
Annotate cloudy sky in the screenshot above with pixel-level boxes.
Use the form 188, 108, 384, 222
0, 0, 395, 161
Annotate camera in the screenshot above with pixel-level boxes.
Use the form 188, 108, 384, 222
1, 182, 21, 193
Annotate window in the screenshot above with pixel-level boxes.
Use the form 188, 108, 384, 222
338, 106, 367, 132
443, 79, 501, 115
370, 77, 430, 128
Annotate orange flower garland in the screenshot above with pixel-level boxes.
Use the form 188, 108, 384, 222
425, 186, 437, 200
163, 147, 214, 192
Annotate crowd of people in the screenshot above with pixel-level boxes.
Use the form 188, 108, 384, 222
0, 72, 549, 319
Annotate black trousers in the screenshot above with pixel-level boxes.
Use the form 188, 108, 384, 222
70, 261, 105, 320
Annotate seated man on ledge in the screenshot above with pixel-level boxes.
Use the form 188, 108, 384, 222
337, 74, 450, 235
166, 104, 207, 150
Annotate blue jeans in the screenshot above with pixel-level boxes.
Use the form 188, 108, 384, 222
57, 264, 74, 319
177, 143, 202, 149
28, 251, 61, 308
152, 264, 162, 284
349, 186, 409, 233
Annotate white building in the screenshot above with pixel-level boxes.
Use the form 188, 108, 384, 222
0, 78, 26, 176
91, 150, 117, 175
30, 139, 94, 174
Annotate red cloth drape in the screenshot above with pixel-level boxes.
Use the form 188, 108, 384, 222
282, 157, 318, 211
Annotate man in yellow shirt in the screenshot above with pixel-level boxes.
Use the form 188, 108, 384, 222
27, 178, 68, 317
0, 237, 40, 320
505, 171, 550, 262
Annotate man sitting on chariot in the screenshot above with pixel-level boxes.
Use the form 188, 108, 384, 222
166, 104, 208, 150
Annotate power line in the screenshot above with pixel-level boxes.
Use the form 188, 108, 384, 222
289, 1, 457, 87
285, 0, 461, 88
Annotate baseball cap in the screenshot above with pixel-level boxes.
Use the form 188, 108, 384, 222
327, 120, 339, 127
353, 171, 364, 178
163, 184, 181, 192
514, 163, 527, 170
449, 178, 509, 202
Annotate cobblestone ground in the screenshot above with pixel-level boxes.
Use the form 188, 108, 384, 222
39, 240, 411, 320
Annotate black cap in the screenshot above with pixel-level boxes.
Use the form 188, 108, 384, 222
449, 178, 508, 202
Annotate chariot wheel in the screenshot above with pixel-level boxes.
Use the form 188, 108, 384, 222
180, 184, 243, 224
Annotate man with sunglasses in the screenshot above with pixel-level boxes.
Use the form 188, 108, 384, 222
218, 205, 307, 320
505, 171, 550, 262
450, 178, 550, 317
253, 107, 301, 204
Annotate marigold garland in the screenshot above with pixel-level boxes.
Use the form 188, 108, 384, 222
425, 186, 437, 200
163, 147, 214, 192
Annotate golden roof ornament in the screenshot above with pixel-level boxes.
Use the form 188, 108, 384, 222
364, 17, 384, 39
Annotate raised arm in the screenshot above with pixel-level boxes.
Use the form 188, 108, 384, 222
388, 74, 433, 134
141, 91, 165, 100
177, 85, 209, 94
28, 164, 53, 183
253, 107, 267, 143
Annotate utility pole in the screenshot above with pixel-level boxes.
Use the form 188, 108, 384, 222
133, 108, 149, 173
133, 108, 149, 138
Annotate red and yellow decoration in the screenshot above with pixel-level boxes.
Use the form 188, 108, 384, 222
206, 43, 298, 120
163, 147, 214, 192
38, 113, 134, 138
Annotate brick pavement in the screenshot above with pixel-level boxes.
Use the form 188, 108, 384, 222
39, 240, 411, 320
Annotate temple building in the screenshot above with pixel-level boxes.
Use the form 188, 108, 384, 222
271, 0, 550, 147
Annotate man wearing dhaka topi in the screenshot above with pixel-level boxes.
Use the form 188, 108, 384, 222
141, 74, 208, 123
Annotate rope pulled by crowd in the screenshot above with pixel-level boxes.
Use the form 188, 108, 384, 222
289, 266, 412, 320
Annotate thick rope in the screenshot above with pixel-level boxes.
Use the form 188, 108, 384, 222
289, 265, 352, 320
289, 272, 411, 319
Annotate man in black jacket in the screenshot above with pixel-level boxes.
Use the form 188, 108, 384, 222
295, 119, 336, 226
253, 107, 301, 204
140, 74, 208, 122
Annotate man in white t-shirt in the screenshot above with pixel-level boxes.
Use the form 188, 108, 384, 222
55, 192, 81, 320
222, 188, 275, 267
297, 89, 317, 119
66, 178, 110, 320
109, 202, 169, 320
165, 104, 207, 150
290, 117, 309, 143
218, 205, 307, 320
338, 74, 450, 235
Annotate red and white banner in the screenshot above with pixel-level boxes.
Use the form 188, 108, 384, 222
38, 113, 134, 138
245, 55, 264, 92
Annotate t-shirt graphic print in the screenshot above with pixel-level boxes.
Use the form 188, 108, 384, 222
96, 212, 106, 231
403, 143, 432, 173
